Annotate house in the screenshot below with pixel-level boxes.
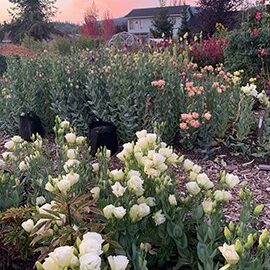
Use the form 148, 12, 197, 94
125, 5, 200, 38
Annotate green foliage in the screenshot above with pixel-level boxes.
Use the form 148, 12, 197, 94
150, 8, 174, 38
178, 5, 190, 38
0, 54, 7, 76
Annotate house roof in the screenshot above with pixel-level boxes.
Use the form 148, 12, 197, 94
125, 5, 199, 18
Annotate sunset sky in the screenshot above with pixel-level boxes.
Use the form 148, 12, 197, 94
0, 0, 196, 24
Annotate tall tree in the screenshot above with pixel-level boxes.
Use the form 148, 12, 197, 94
80, 1, 100, 38
101, 11, 115, 41
150, 8, 174, 38
7, 0, 56, 41
198, 0, 242, 35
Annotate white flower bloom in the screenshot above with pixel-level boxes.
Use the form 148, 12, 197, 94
111, 182, 126, 197
67, 149, 76, 159
192, 165, 202, 174
21, 219, 34, 233
144, 168, 160, 178
57, 179, 72, 194
106, 150, 111, 158
63, 159, 80, 172
225, 173, 240, 189
129, 203, 150, 222
80, 253, 101, 270
49, 246, 79, 268
82, 232, 104, 244
202, 199, 214, 215
12, 136, 23, 143
196, 173, 214, 189
152, 153, 165, 166
4, 140, 15, 150
168, 195, 177, 206
36, 196, 46, 205
214, 190, 232, 202
2, 152, 15, 161
127, 176, 144, 196
137, 197, 156, 207
64, 172, 80, 185
19, 161, 28, 172
103, 204, 115, 219
123, 142, 133, 153
189, 171, 198, 181
183, 159, 194, 172
147, 133, 157, 144
108, 255, 129, 270
42, 257, 62, 270
110, 169, 125, 181
136, 137, 149, 150
79, 238, 103, 256
116, 150, 126, 161
113, 206, 126, 219
167, 153, 179, 165
45, 182, 56, 192
76, 136, 86, 145
127, 170, 141, 179
91, 187, 100, 200
136, 130, 147, 139
153, 210, 166, 226
218, 243, 240, 265
186, 182, 201, 195
92, 162, 99, 173
159, 147, 173, 158
60, 120, 70, 129
65, 133, 76, 144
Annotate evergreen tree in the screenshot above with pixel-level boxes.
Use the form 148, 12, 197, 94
178, 5, 190, 37
7, 0, 56, 42
150, 8, 174, 38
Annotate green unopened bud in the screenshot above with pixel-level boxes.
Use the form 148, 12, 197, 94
239, 188, 245, 200
235, 239, 244, 256
254, 204, 264, 216
73, 247, 79, 256
259, 229, 269, 247
35, 261, 44, 270
236, 226, 243, 237
178, 155, 184, 163
244, 234, 254, 250
103, 243, 110, 253
224, 226, 232, 242
58, 128, 64, 135
75, 237, 82, 249
228, 221, 235, 232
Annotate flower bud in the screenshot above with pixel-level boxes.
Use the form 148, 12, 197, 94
244, 234, 254, 250
35, 261, 44, 270
259, 229, 269, 247
103, 243, 110, 253
224, 226, 232, 242
235, 239, 244, 256
253, 204, 264, 216
228, 221, 235, 232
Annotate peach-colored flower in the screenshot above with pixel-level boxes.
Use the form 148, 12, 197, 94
190, 120, 200, 128
204, 112, 212, 121
192, 112, 199, 119
187, 91, 195, 97
179, 122, 188, 130
186, 81, 194, 88
181, 114, 189, 121
212, 82, 219, 88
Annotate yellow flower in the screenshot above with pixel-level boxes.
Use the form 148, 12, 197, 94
218, 243, 240, 265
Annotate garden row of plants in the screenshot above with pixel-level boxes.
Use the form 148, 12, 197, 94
0, 118, 269, 270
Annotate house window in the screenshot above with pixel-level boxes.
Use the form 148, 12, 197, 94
129, 20, 135, 30
129, 19, 143, 30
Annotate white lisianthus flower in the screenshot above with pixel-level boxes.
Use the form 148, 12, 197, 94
108, 255, 129, 270
92, 162, 99, 173
113, 206, 126, 219
36, 196, 46, 205
136, 130, 147, 139
65, 133, 76, 144
38, 203, 53, 215
186, 182, 201, 195
214, 190, 232, 202
45, 182, 56, 192
129, 203, 150, 222
91, 187, 100, 200
127, 176, 144, 196
192, 165, 202, 174
218, 243, 240, 265
63, 159, 80, 172
67, 149, 76, 159
225, 173, 240, 189
76, 136, 86, 145
167, 153, 179, 165
0, 159, 6, 169
21, 219, 34, 233
168, 195, 177, 206
137, 197, 156, 207
4, 140, 15, 150
147, 133, 157, 144
79, 239, 103, 256
2, 151, 15, 160
49, 246, 79, 268
153, 210, 166, 226
189, 171, 198, 181
42, 257, 62, 270
83, 232, 104, 244
106, 150, 111, 158
142, 158, 153, 169
116, 150, 126, 161
136, 137, 149, 150
123, 142, 133, 153
12, 136, 23, 143
103, 204, 115, 219
202, 199, 214, 215
64, 172, 80, 185
19, 161, 29, 172
60, 120, 70, 129
152, 153, 165, 166
183, 159, 194, 172
80, 253, 101, 270
110, 169, 125, 181
196, 173, 214, 189
111, 182, 126, 197
127, 170, 141, 178
159, 147, 173, 158
57, 180, 72, 194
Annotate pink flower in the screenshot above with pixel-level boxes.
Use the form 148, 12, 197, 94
192, 112, 199, 119
185, 81, 194, 88
212, 82, 219, 88
204, 112, 212, 121
250, 28, 259, 38
255, 11, 262, 21
181, 113, 192, 121
258, 48, 268, 57
179, 122, 188, 130
190, 120, 200, 128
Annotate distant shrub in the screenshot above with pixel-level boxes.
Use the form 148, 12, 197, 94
21, 35, 47, 53
0, 54, 7, 76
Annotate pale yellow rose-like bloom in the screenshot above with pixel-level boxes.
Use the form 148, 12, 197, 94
67, 149, 76, 160
152, 210, 166, 226
183, 159, 194, 172
21, 219, 34, 233
103, 204, 115, 219
108, 255, 129, 270
186, 182, 201, 196
218, 243, 240, 265
111, 182, 126, 197
110, 169, 125, 181
225, 173, 240, 189
90, 187, 100, 200
79, 253, 101, 270
92, 162, 99, 173
19, 161, 29, 172
49, 246, 79, 268
113, 206, 126, 219
202, 199, 214, 215
196, 173, 214, 189
4, 140, 15, 151
136, 130, 147, 139
65, 133, 76, 144
12, 136, 23, 143
168, 194, 177, 206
